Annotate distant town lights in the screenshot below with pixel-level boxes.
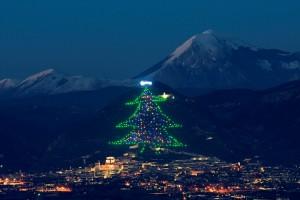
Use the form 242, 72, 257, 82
139, 80, 152, 87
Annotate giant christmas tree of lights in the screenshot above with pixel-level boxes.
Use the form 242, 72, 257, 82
110, 81, 185, 149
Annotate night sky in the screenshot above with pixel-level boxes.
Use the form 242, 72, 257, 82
0, 0, 299, 79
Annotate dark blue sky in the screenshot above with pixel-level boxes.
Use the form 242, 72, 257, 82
1, 0, 299, 79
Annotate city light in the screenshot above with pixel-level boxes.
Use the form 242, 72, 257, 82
0, 154, 298, 199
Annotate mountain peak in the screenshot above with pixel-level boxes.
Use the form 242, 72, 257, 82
135, 30, 300, 91
166, 29, 229, 65
202, 29, 215, 35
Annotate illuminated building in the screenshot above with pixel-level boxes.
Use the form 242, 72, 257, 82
0, 178, 25, 186
204, 185, 234, 194
190, 170, 204, 176
36, 185, 72, 193
90, 156, 123, 178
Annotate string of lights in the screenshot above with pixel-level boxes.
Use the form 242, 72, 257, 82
110, 86, 185, 148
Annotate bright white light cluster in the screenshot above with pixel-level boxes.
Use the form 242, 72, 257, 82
139, 80, 152, 87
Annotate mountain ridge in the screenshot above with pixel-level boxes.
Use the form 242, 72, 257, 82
0, 69, 135, 97
1, 30, 300, 97
134, 30, 300, 92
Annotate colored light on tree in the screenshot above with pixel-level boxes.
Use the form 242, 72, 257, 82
110, 86, 185, 148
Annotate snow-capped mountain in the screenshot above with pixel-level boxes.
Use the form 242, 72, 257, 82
0, 69, 114, 97
134, 30, 300, 91
15, 69, 102, 96
0, 69, 137, 98
2, 30, 300, 97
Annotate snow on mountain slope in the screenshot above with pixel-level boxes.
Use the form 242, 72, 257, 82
0, 69, 137, 97
18, 69, 55, 87
14, 69, 103, 96
165, 29, 237, 65
2, 30, 300, 97
135, 30, 300, 91
0, 79, 18, 90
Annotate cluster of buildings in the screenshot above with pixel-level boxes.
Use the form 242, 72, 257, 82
0, 151, 299, 199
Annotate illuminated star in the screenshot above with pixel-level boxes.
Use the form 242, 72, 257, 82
161, 92, 171, 99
